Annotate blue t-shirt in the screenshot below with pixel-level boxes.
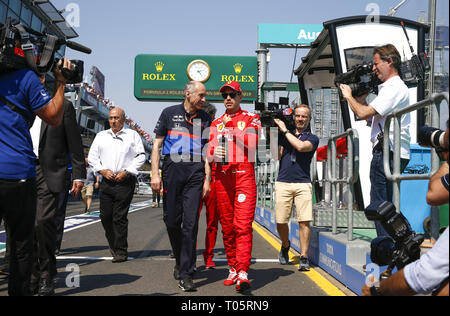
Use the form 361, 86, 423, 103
154, 104, 212, 158
0, 69, 51, 179
277, 131, 319, 183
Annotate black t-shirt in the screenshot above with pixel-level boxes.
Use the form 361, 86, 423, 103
277, 131, 319, 183
154, 104, 212, 157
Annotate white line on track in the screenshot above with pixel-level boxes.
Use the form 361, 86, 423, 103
56, 256, 280, 263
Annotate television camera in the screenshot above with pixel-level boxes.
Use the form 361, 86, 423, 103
335, 21, 429, 99
255, 100, 296, 132
1, 18, 91, 83
365, 201, 425, 278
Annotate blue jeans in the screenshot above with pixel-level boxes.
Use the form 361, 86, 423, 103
370, 149, 409, 237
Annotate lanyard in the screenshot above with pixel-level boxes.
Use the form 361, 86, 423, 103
185, 112, 198, 126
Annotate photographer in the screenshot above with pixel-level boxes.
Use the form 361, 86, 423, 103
0, 58, 73, 296
340, 44, 411, 237
363, 125, 449, 296
273, 104, 319, 271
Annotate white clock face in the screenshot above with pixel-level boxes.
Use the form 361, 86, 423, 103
187, 60, 211, 82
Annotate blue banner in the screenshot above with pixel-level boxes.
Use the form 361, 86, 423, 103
258, 24, 324, 45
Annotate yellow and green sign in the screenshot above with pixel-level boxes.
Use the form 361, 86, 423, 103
134, 54, 258, 103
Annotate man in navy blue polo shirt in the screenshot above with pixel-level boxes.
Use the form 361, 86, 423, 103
151, 81, 212, 292
0, 59, 73, 296
273, 104, 319, 272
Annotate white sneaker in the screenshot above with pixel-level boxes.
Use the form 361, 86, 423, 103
236, 271, 251, 292
223, 268, 238, 286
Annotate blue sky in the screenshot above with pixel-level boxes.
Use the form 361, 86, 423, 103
50, 0, 444, 137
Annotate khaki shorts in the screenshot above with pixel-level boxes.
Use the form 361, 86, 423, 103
275, 182, 313, 224
81, 183, 94, 200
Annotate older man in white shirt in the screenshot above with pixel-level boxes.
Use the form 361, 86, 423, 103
89, 107, 145, 263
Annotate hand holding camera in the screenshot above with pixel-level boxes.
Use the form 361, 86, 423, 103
53, 58, 73, 85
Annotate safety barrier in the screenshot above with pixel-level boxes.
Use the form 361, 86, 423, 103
256, 160, 278, 210
383, 92, 449, 212
327, 129, 360, 241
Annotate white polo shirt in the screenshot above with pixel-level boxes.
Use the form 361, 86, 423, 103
370, 75, 411, 159
88, 128, 146, 176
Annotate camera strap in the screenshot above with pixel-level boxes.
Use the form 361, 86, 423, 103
14, 24, 39, 74
0, 94, 35, 128
38, 34, 57, 73
13, 24, 57, 76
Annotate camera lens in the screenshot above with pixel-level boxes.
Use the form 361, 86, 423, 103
418, 126, 445, 148
370, 237, 395, 266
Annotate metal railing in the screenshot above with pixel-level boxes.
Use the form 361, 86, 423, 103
327, 129, 360, 240
383, 92, 449, 212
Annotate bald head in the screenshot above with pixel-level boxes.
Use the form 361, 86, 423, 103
184, 81, 206, 113
109, 107, 126, 134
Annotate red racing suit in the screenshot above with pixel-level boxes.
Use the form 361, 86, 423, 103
199, 164, 219, 262
208, 109, 261, 273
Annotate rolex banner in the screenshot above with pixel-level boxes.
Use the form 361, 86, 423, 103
134, 54, 258, 103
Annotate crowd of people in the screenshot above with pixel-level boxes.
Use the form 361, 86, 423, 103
0, 43, 448, 297
69, 82, 153, 144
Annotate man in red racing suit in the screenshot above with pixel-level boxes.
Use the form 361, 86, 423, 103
207, 81, 261, 293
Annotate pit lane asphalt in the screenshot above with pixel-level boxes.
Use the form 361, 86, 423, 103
0, 195, 353, 296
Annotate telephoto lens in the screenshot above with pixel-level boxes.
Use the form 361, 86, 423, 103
418, 126, 445, 148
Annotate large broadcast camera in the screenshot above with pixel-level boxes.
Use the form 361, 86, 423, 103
335, 61, 381, 97
365, 201, 425, 277
335, 21, 430, 99
255, 99, 296, 132
1, 18, 91, 83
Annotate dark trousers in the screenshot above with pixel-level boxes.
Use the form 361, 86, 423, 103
370, 149, 410, 237
0, 178, 36, 296
162, 158, 204, 280
99, 176, 136, 257
55, 170, 71, 252
33, 166, 59, 282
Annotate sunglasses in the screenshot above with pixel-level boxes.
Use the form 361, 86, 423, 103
222, 92, 240, 99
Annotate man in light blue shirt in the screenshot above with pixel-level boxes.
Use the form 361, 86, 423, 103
362, 126, 449, 296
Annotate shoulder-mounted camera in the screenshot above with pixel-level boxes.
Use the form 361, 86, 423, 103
1, 18, 91, 83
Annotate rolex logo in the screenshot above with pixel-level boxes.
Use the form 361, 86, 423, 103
233, 63, 243, 74
155, 62, 165, 73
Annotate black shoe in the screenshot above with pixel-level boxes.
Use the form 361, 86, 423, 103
30, 280, 40, 296
112, 255, 128, 263
109, 248, 117, 257
278, 241, 290, 265
38, 278, 55, 296
178, 277, 196, 292
173, 265, 180, 280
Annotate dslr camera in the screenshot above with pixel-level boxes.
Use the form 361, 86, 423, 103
365, 201, 424, 276
335, 62, 382, 98
1, 18, 91, 83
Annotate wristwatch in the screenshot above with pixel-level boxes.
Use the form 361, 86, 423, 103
283, 130, 290, 136
370, 285, 382, 296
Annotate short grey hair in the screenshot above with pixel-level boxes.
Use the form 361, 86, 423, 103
294, 104, 312, 118
184, 81, 197, 98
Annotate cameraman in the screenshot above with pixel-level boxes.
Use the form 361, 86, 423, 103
273, 104, 319, 271
0, 58, 73, 296
363, 125, 449, 296
340, 44, 411, 237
